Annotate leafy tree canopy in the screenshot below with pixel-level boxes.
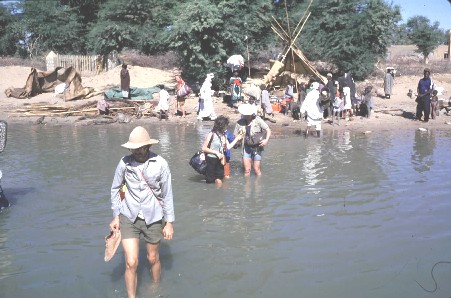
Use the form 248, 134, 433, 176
2, 0, 442, 81
301, 0, 401, 79
406, 16, 445, 62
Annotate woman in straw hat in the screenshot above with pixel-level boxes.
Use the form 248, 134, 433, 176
109, 126, 175, 297
233, 103, 272, 176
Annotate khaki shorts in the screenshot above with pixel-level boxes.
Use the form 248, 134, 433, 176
120, 214, 163, 244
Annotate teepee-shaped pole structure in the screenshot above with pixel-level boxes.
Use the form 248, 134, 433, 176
265, 0, 325, 87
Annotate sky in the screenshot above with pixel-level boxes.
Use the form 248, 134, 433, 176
391, 0, 451, 31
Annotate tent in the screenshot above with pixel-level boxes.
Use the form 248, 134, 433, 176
264, 2, 326, 88
4, 66, 97, 101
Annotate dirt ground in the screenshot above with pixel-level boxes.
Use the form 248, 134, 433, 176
1, 65, 451, 133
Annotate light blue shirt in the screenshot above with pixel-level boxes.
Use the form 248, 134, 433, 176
110, 151, 175, 225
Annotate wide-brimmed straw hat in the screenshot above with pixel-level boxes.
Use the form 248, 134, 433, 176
104, 230, 121, 262
121, 126, 159, 149
238, 103, 257, 116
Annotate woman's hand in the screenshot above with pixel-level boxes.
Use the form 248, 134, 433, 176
259, 139, 269, 147
216, 152, 224, 160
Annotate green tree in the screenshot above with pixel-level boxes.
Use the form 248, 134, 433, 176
406, 16, 445, 63
0, 4, 14, 55
87, 0, 153, 55
301, 0, 401, 79
169, 0, 277, 82
21, 0, 85, 56
170, 0, 226, 81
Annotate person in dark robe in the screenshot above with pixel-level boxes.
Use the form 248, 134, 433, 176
120, 63, 130, 99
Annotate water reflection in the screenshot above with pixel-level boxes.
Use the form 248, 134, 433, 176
411, 129, 436, 173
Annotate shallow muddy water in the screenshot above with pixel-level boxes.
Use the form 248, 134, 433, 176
0, 123, 450, 298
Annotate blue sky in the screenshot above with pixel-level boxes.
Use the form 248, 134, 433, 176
391, 0, 451, 30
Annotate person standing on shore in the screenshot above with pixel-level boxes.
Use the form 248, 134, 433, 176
175, 75, 189, 118
109, 126, 175, 298
384, 67, 394, 99
120, 63, 130, 99
416, 68, 434, 122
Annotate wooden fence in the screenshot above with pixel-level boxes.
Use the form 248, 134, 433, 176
46, 51, 119, 76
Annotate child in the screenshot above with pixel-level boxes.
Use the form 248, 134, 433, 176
223, 129, 235, 178
361, 86, 373, 118
284, 80, 294, 115
431, 90, 438, 119
332, 95, 342, 126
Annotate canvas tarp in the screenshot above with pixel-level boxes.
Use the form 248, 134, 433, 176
4, 66, 96, 101
104, 86, 161, 101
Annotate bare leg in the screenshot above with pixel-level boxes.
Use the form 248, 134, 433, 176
123, 238, 140, 298
253, 160, 262, 176
146, 242, 161, 283
243, 157, 252, 177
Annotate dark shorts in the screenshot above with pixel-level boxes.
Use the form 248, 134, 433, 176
205, 155, 224, 183
120, 214, 163, 244
176, 97, 186, 107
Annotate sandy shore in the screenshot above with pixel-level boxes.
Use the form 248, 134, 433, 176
1, 65, 451, 133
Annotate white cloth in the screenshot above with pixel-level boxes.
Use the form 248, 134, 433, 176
333, 97, 342, 113
343, 87, 351, 109
198, 75, 217, 119
54, 83, 67, 94
300, 89, 323, 122
156, 89, 170, 111
227, 55, 244, 70
261, 90, 273, 114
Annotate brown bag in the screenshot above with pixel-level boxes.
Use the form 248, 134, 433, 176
245, 129, 267, 147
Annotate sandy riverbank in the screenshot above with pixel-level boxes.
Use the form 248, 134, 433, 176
1, 65, 451, 133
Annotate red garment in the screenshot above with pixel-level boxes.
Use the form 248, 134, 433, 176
176, 78, 185, 90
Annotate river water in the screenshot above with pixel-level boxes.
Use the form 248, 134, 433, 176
0, 123, 450, 298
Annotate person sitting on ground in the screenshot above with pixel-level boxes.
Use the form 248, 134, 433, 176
97, 96, 110, 115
